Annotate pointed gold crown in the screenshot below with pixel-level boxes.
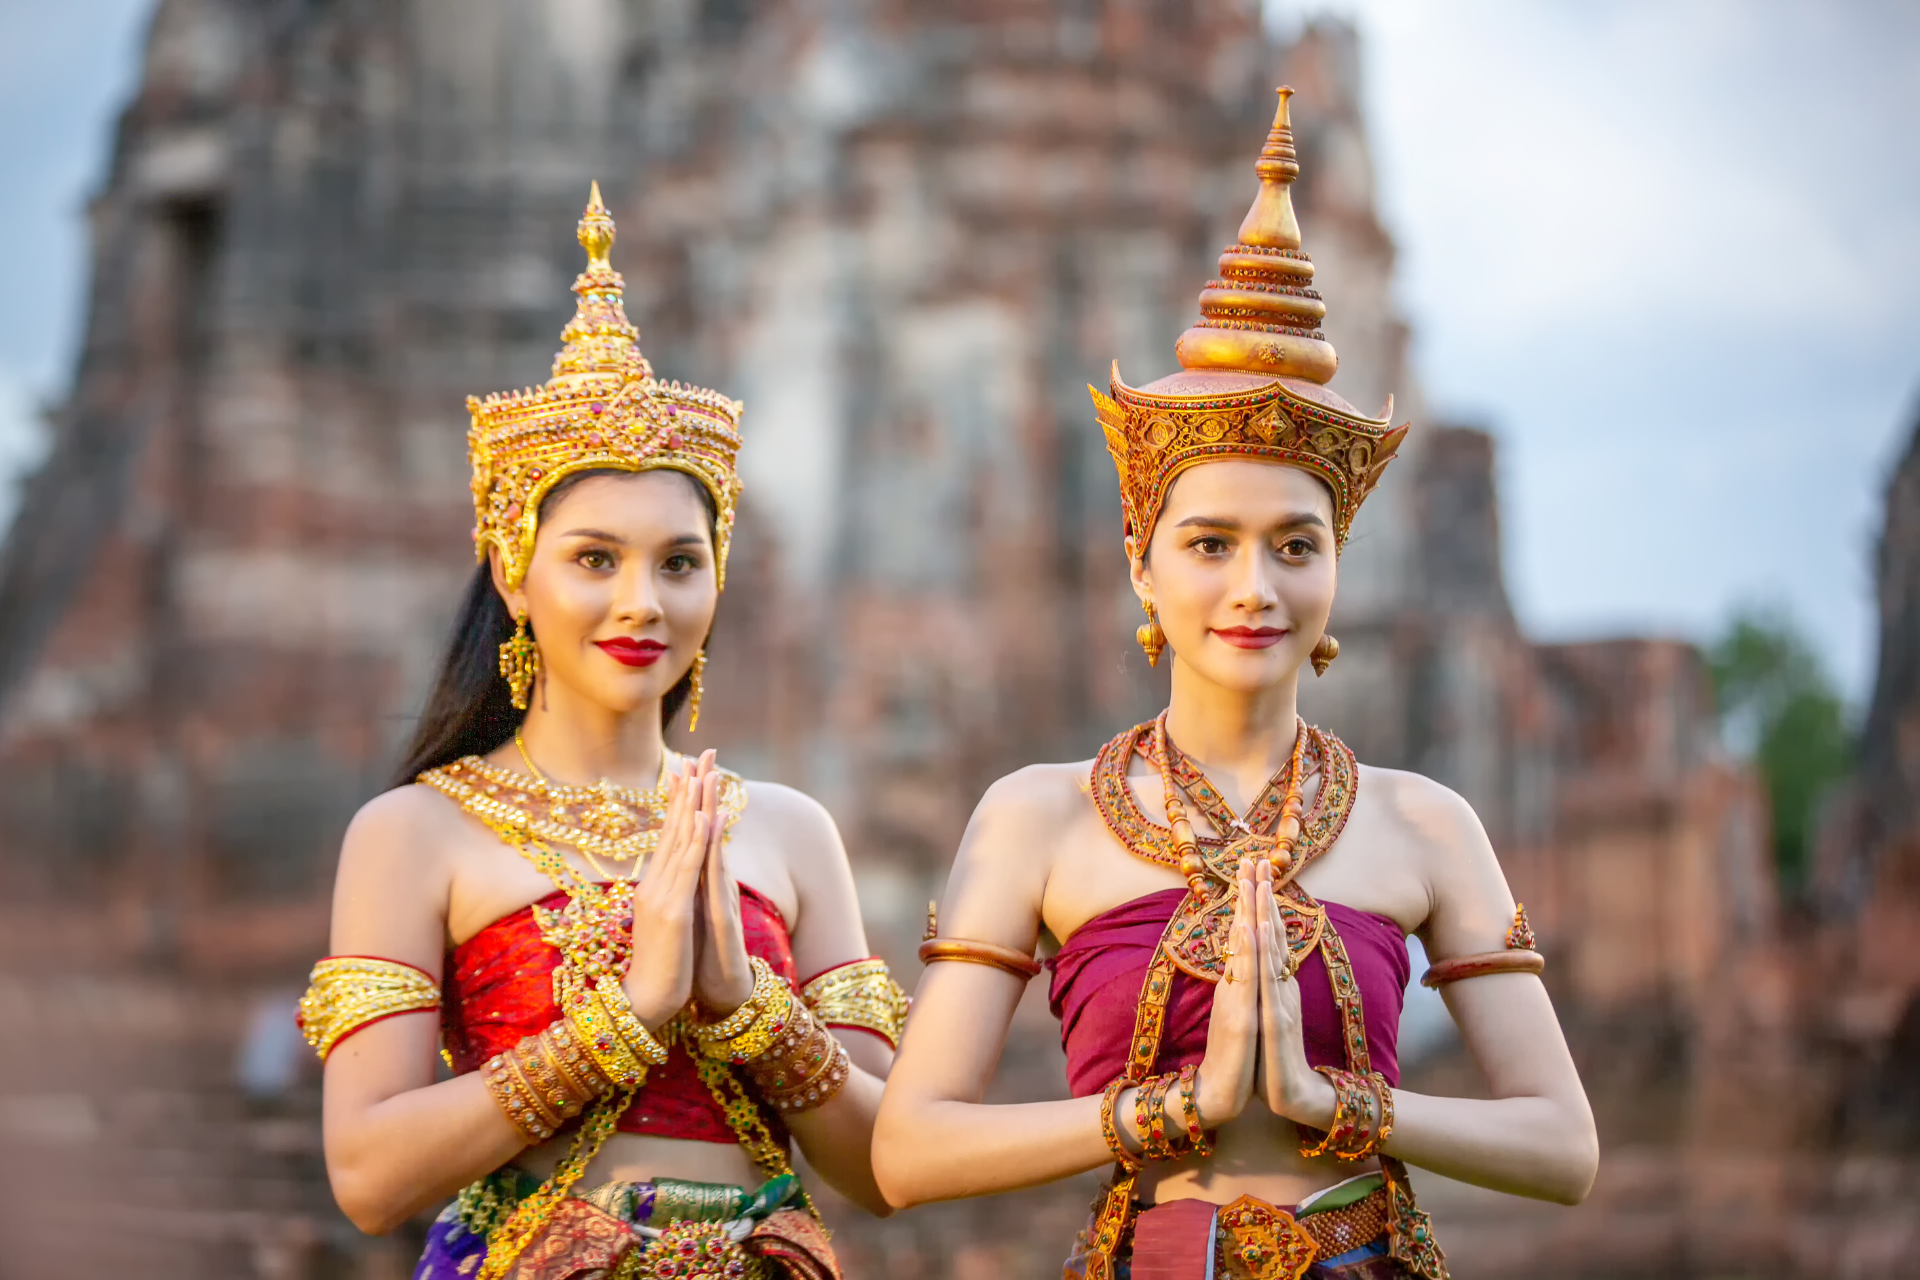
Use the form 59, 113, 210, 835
467, 183, 744, 589
1090, 88, 1408, 553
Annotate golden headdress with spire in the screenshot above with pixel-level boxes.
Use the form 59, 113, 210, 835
468, 183, 744, 590
1090, 88, 1409, 554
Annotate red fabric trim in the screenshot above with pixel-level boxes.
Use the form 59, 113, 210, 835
314, 954, 437, 980
797, 955, 880, 987
822, 1023, 895, 1049
326, 1005, 442, 1058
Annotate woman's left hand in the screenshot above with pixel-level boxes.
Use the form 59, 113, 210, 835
690, 766, 756, 1015
1254, 860, 1337, 1128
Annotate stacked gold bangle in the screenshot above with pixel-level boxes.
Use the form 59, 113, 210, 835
1297, 1066, 1394, 1162
1100, 1078, 1142, 1171
1101, 1066, 1211, 1171
483, 1021, 614, 1145
557, 968, 670, 1089
687, 956, 853, 1116
743, 1005, 851, 1114
691, 957, 795, 1064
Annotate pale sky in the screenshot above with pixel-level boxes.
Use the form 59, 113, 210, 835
1273, 0, 1920, 701
2, 1, 1916, 701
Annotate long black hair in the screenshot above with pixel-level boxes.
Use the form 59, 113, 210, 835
393, 469, 717, 787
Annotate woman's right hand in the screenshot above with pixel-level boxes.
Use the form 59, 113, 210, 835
620, 751, 721, 1029
1189, 857, 1263, 1129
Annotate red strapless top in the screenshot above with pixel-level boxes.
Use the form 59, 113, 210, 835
442, 886, 797, 1143
1047, 888, 1409, 1096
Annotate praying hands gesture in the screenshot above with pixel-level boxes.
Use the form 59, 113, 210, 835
1251, 859, 1338, 1128
619, 750, 755, 1028
1159, 857, 1335, 1146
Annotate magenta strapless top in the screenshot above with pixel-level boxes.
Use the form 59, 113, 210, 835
1046, 888, 1409, 1096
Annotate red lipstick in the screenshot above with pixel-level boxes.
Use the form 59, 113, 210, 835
594, 637, 668, 667
1212, 626, 1290, 650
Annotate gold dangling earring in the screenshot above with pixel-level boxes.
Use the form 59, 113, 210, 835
499, 612, 540, 711
1135, 600, 1167, 668
1310, 633, 1340, 677
686, 650, 708, 732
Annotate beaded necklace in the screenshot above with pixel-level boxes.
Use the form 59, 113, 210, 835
1080, 716, 1445, 1280
1089, 713, 1356, 981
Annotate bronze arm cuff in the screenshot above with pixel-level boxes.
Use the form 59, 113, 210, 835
1420, 949, 1545, 988
917, 937, 1042, 980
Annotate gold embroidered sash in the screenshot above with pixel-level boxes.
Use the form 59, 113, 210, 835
1077, 721, 1446, 1280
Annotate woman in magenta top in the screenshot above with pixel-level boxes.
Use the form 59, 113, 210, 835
872, 92, 1597, 1280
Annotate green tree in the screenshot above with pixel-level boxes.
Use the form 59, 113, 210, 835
1707, 609, 1852, 890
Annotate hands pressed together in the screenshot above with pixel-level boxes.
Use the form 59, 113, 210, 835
619, 750, 758, 1030
1119, 858, 1337, 1155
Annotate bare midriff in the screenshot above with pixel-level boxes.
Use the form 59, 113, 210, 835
1140, 1109, 1378, 1208
514, 1131, 762, 1191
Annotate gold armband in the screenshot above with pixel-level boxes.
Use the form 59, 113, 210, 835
801, 957, 910, 1049
1420, 904, 1544, 988
296, 956, 441, 1061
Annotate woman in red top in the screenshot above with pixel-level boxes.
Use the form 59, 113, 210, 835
297, 188, 900, 1280
872, 93, 1597, 1279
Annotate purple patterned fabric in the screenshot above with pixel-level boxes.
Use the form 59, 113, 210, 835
1047, 889, 1409, 1097
413, 1204, 487, 1280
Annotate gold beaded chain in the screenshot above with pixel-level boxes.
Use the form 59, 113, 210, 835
473, 1085, 635, 1280
419, 750, 766, 1274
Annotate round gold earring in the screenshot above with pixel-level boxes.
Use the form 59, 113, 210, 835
498, 611, 541, 711
1310, 633, 1340, 677
1135, 600, 1167, 668
686, 650, 708, 732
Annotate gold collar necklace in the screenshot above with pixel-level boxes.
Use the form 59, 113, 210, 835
421, 735, 674, 876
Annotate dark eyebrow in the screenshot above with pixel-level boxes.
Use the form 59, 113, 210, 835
1172, 511, 1326, 531
557, 528, 710, 550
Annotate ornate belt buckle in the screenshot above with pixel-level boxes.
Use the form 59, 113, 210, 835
1216, 1195, 1318, 1280
631, 1221, 762, 1280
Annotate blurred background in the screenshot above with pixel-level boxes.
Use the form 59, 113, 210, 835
0, 0, 1916, 1276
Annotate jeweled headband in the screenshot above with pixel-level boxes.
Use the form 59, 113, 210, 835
1090, 88, 1409, 555
467, 184, 744, 590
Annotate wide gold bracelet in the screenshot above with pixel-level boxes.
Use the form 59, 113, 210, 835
484, 1050, 558, 1144
296, 956, 440, 1061
690, 956, 792, 1064
744, 1001, 851, 1114
559, 970, 669, 1088
707, 982, 795, 1064
801, 957, 910, 1049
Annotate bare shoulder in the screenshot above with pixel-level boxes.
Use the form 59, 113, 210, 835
1352, 763, 1516, 947
737, 777, 836, 834
947, 759, 1098, 891
734, 778, 844, 867
972, 759, 1098, 830
336, 784, 466, 884
326, 783, 469, 958
1356, 763, 1485, 847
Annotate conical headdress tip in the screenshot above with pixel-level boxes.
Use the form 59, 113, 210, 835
578, 181, 616, 270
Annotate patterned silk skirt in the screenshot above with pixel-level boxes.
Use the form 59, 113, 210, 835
1064, 1173, 1412, 1280
414, 1171, 839, 1280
